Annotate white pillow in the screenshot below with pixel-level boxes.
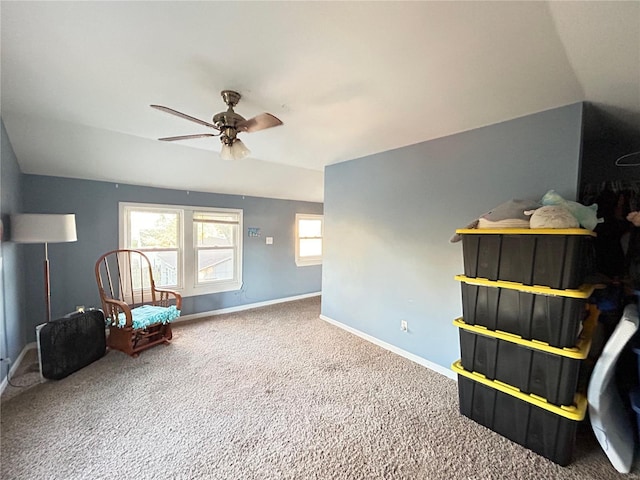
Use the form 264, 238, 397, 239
527, 205, 579, 229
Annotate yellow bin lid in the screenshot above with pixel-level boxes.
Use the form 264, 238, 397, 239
451, 360, 588, 421
453, 304, 599, 359
455, 228, 596, 237
455, 274, 598, 299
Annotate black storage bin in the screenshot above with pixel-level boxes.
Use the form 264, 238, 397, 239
459, 228, 595, 290
453, 360, 586, 466
456, 311, 595, 405
457, 275, 593, 348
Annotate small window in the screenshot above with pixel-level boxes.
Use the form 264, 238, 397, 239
295, 213, 323, 267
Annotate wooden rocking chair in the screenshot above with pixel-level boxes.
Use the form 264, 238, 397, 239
95, 249, 182, 357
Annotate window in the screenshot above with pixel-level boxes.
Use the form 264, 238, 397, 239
120, 203, 242, 297
194, 211, 239, 285
295, 213, 323, 266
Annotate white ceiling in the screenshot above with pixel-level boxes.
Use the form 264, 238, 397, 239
2, 1, 639, 203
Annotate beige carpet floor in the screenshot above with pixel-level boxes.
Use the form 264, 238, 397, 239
1, 297, 638, 479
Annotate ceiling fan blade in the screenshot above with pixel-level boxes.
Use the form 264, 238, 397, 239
151, 105, 219, 130
237, 113, 283, 133
158, 133, 218, 142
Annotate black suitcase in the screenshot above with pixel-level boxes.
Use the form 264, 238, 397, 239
37, 309, 107, 380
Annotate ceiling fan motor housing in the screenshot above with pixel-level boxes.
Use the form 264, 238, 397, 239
213, 110, 246, 130
213, 90, 245, 131
213, 91, 246, 145
215, 112, 245, 145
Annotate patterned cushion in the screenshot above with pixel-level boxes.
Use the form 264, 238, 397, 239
112, 305, 180, 329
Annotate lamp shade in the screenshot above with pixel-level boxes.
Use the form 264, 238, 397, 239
11, 214, 77, 244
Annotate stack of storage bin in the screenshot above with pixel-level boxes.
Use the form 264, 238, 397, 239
453, 228, 597, 466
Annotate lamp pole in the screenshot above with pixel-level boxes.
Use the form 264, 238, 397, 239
44, 242, 51, 323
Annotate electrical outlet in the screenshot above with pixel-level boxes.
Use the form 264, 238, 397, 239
401, 320, 408, 332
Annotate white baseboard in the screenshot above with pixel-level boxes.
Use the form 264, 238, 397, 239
0, 341, 37, 395
176, 292, 321, 323
319, 314, 457, 381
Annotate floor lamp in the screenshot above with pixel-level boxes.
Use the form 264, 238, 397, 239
11, 214, 77, 323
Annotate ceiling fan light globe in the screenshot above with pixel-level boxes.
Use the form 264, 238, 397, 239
220, 140, 251, 161
232, 139, 251, 160
220, 144, 234, 161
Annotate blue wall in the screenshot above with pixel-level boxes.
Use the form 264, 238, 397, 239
19, 175, 322, 340
321, 104, 583, 371
1, 119, 25, 381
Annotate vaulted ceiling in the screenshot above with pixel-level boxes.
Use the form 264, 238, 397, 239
2, 1, 639, 202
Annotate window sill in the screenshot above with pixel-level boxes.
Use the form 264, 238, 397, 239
295, 259, 322, 267
180, 280, 243, 297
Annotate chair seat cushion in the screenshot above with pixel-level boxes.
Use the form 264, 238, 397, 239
113, 305, 180, 329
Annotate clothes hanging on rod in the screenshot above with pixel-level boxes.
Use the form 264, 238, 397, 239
582, 181, 640, 209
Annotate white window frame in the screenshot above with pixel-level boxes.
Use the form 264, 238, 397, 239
120, 202, 243, 297
192, 209, 243, 292
295, 213, 323, 267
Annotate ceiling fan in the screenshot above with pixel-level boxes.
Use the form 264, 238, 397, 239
151, 90, 283, 160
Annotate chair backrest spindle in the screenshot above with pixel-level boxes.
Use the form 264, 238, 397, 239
140, 252, 146, 306
103, 258, 114, 300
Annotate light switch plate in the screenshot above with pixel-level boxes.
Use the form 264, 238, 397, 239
266, 237, 273, 245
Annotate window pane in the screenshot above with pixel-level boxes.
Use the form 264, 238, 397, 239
299, 238, 322, 257
299, 219, 322, 238
127, 253, 150, 291
198, 249, 234, 282
135, 251, 178, 288
195, 222, 235, 247
130, 211, 178, 248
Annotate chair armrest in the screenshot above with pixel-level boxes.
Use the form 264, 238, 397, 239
103, 298, 133, 328
154, 288, 183, 310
